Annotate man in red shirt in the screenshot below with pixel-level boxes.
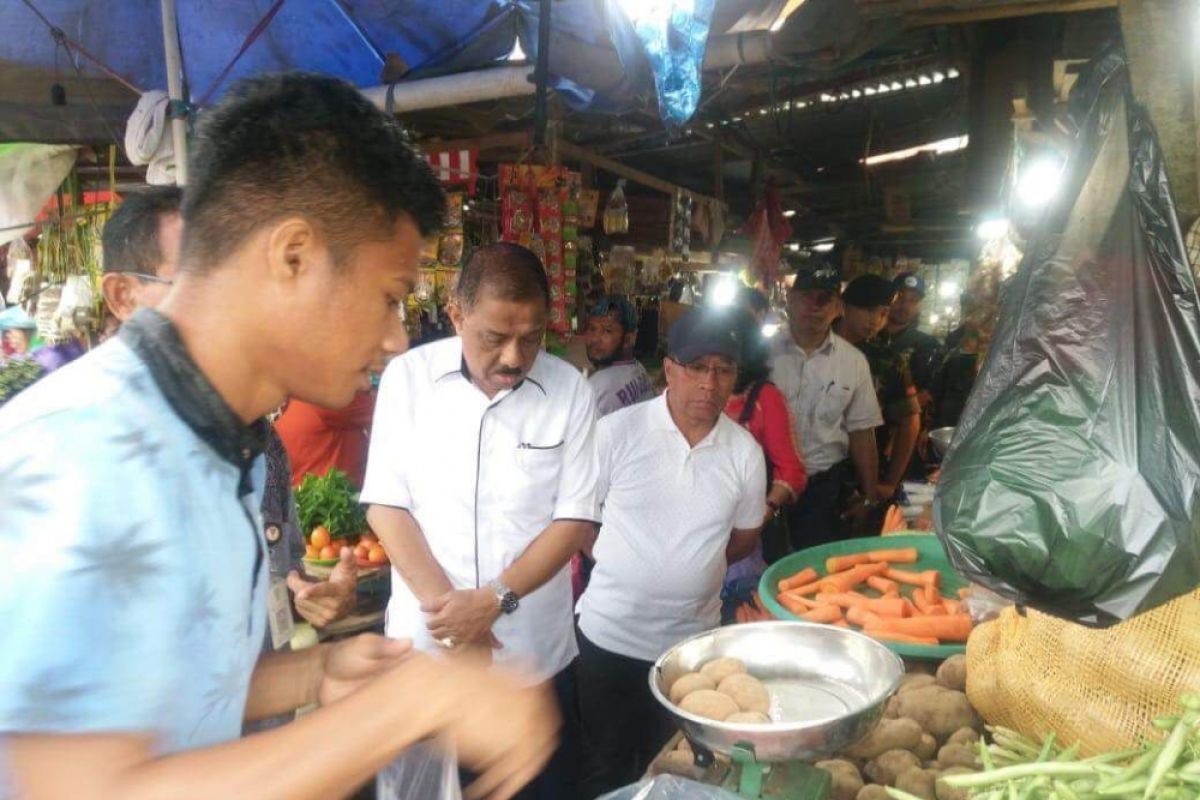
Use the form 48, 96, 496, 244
275, 390, 375, 487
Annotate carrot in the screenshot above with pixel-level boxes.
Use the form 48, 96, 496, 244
832, 620, 851, 628
845, 606, 874, 627
942, 598, 962, 615
780, 581, 822, 598
818, 562, 889, 593
957, 587, 971, 600
825, 553, 872, 574
778, 594, 813, 616
814, 591, 869, 608
866, 630, 940, 646
818, 593, 907, 618
778, 567, 819, 592
901, 597, 919, 618
800, 605, 843, 624
912, 585, 939, 615
866, 575, 899, 595
886, 568, 942, 589
865, 613, 973, 642
866, 547, 920, 564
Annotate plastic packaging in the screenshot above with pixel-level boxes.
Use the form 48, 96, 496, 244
603, 179, 629, 236
934, 47, 1200, 626
376, 740, 461, 800
597, 775, 742, 800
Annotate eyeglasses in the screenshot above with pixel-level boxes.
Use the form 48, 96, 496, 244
116, 271, 173, 286
680, 360, 738, 381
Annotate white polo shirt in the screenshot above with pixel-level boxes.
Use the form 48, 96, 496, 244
769, 331, 882, 474
577, 394, 766, 661
361, 337, 600, 683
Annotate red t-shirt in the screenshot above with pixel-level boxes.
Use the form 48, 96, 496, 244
724, 381, 808, 500
274, 391, 375, 488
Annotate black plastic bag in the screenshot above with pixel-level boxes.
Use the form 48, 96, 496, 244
934, 48, 1200, 626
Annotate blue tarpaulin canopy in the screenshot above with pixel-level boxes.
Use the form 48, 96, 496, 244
0, 0, 776, 142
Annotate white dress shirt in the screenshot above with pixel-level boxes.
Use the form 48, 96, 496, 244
361, 337, 600, 682
577, 394, 766, 661
769, 331, 882, 474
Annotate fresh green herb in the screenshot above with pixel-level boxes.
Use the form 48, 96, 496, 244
0, 358, 46, 405
294, 468, 367, 541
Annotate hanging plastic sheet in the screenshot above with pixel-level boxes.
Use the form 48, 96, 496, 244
933, 48, 1200, 626
617, 0, 716, 126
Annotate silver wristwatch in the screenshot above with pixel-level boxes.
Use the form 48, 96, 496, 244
488, 579, 519, 615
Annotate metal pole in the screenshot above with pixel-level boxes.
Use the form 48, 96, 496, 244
533, 0, 552, 148
161, 0, 189, 186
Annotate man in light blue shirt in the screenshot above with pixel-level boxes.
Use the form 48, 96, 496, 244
0, 73, 559, 800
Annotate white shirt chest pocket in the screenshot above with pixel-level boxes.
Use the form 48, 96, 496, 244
515, 440, 565, 483
816, 384, 853, 426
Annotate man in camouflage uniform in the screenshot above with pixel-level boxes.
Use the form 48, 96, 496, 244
833, 275, 921, 501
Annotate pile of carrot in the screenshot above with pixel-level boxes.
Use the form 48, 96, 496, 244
734, 592, 775, 623
773, 546, 972, 646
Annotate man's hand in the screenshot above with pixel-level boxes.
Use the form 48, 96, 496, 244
423, 589, 502, 649
318, 634, 412, 707
287, 547, 357, 628
872, 483, 897, 503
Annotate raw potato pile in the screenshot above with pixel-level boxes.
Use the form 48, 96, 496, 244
668, 658, 774, 722
817, 655, 984, 800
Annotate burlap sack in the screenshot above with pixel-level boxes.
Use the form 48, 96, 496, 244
966, 589, 1200, 755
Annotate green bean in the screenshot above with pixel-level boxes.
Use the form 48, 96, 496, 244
1098, 748, 1157, 790
1143, 716, 1190, 799
883, 789, 924, 800
944, 762, 1105, 787
1051, 779, 1080, 800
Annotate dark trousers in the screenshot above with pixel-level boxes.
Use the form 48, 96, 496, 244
577, 629, 675, 800
786, 463, 851, 550
459, 663, 582, 800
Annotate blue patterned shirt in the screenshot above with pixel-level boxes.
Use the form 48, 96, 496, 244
0, 314, 267, 782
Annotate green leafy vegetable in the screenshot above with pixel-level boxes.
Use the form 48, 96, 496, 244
294, 468, 366, 541
0, 358, 46, 405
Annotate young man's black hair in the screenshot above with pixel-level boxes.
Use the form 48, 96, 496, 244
102, 185, 183, 275
181, 72, 446, 272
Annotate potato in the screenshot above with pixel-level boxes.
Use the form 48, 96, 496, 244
680, 689, 739, 721
815, 759, 863, 800
700, 657, 747, 684
669, 672, 715, 705
883, 694, 902, 719
845, 717, 924, 760
936, 655, 967, 692
855, 785, 892, 800
726, 711, 771, 724
935, 767, 974, 800
893, 687, 981, 740
652, 750, 703, 779
895, 766, 937, 800
717, 673, 771, 715
914, 733, 938, 761
864, 749, 921, 785
946, 727, 979, 748
898, 673, 939, 694
937, 743, 978, 770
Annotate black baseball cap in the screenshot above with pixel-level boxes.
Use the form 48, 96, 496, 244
893, 272, 926, 297
668, 308, 743, 364
842, 274, 897, 309
791, 262, 842, 293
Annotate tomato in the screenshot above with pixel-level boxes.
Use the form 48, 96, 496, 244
355, 545, 370, 560
319, 544, 338, 560
310, 526, 331, 548
360, 533, 378, 546
305, 544, 320, 559
368, 546, 387, 564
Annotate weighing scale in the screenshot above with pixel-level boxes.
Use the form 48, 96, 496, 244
650, 621, 904, 800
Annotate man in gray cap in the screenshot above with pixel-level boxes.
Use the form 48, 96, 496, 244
576, 306, 766, 797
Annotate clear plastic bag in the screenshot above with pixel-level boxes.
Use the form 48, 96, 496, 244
376, 740, 462, 800
597, 775, 742, 800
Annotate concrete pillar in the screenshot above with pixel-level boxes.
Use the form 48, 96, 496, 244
1119, 0, 1199, 222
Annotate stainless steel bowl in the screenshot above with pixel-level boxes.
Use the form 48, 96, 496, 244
649, 621, 904, 763
929, 426, 956, 459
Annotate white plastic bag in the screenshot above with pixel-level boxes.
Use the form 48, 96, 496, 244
376, 740, 462, 800
598, 775, 742, 800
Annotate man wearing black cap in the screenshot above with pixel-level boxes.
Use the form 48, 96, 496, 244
835, 275, 921, 502
771, 263, 883, 548
880, 272, 943, 478
576, 307, 766, 797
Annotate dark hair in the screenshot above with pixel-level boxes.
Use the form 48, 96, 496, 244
455, 242, 549, 309
102, 186, 183, 274
181, 72, 445, 272
732, 308, 771, 395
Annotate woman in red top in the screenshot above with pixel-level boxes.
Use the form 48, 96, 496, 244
722, 302, 807, 615
274, 390, 375, 488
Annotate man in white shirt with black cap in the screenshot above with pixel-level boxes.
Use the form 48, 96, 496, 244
362, 242, 600, 799
576, 306, 767, 798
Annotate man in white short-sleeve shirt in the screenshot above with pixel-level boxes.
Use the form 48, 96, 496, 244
576, 307, 766, 797
770, 263, 883, 548
362, 242, 599, 800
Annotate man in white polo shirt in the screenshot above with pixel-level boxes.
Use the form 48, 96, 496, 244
576, 307, 766, 797
362, 242, 599, 799
771, 263, 883, 548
